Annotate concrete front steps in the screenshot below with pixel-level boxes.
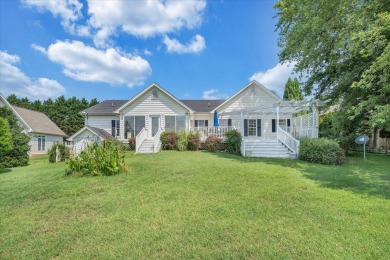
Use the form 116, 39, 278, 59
137, 139, 160, 154
244, 140, 292, 158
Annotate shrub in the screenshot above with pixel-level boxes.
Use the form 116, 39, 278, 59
299, 138, 344, 165
66, 139, 127, 176
48, 143, 69, 163
160, 131, 178, 150
187, 131, 201, 151
177, 130, 188, 151
225, 130, 242, 154
205, 135, 221, 152
0, 107, 30, 168
128, 137, 136, 150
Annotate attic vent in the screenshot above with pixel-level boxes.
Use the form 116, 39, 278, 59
251, 86, 256, 94
152, 90, 158, 99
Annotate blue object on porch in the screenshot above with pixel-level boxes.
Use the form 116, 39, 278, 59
213, 110, 219, 127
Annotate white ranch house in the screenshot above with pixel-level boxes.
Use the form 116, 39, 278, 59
0, 93, 66, 156
69, 81, 323, 158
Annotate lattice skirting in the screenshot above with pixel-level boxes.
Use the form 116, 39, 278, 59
199, 142, 229, 151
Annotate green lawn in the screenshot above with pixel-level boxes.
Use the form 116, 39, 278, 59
1, 151, 389, 259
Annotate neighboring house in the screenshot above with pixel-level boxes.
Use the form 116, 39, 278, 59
69, 81, 323, 157
0, 93, 66, 155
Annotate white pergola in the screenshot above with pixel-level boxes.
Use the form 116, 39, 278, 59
219, 100, 328, 116
219, 99, 328, 140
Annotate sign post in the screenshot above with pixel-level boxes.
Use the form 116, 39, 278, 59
355, 135, 369, 160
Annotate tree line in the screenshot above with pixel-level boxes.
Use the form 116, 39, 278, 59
7, 94, 99, 137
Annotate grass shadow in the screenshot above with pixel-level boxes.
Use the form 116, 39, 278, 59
299, 154, 390, 199
208, 150, 390, 199
0, 168, 12, 174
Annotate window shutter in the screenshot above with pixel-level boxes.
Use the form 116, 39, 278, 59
111, 120, 116, 137
287, 119, 291, 127
205, 120, 208, 127
272, 119, 276, 133
244, 119, 248, 137
257, 119, 261, 136
228, 119, 232, 126
195, 120, 198, 127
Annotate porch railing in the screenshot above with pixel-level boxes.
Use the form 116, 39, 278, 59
153, 128, 162, 153
191, 126, 236, 140
136, 127, 147, 153
277, 126, 300, 156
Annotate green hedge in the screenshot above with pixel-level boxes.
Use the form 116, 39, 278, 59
299, 138, 344, 165
224, 130, 242, 155
48, 143, 69, 163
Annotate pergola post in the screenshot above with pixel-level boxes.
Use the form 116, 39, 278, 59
311, 104, 316, 138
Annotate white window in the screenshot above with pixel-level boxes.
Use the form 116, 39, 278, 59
248, 119, 257, 136
195, 120, 208, 127
165, 115, 186, 132
38, 135, 45, 151
111, 120, 120, 137
219, 119, 232, 127
123, 116, 146, 138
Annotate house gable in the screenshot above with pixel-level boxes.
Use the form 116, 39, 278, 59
0, 93, 32, 132
117, 83, 192, 115
215, 80, 280, 113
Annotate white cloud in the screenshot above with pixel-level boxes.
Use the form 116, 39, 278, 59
23, 0, 207, 49
163, 34, 206, 54
250, 61, 297, 96
88, 0, 206, 37
202, 89, 228, 100
143, 49, 152, 56
0, 51, 65, 99
34, 40, 151, 87
22, 0, 84, 34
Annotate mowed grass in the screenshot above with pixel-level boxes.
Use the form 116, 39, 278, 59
1, 151, 389, 259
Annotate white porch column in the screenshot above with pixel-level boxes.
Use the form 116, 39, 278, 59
240, 111, 244, 136
276, 105, 280, 135
120, 114, 124, 140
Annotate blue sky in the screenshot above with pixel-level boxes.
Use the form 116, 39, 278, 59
0, 0, 296, 102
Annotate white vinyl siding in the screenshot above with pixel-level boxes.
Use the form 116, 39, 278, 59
86, 115, 120, 135
29, 134, 63, 155
217, 83, 293, 140
120, 87, 190, 138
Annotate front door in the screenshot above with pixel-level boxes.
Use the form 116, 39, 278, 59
151, 116, 160, 137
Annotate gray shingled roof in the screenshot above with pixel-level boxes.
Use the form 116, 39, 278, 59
88, 126, 113, 139
180, 100, 226, 112
83, 99, 226, 114
83, 100, 127, 115
13, 106, 66, 136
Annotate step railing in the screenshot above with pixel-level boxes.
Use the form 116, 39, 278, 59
153, 128, 162, 153
277, 126, 300, 156
135, 127, 147, 153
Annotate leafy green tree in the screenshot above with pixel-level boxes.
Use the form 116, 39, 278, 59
283, 77, 303, 101
0, 107, 30, 168
0, 117, 12, 159
275, 0, 390, 141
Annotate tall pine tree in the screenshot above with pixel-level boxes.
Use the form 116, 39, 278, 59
283, 78, 303, 101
